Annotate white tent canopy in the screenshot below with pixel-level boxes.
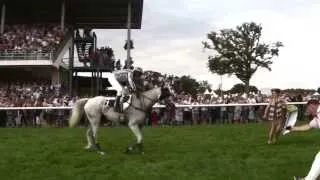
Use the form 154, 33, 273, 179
203, 89, 218, 97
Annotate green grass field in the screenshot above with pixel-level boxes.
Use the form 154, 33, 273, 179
0, 123, 319, 180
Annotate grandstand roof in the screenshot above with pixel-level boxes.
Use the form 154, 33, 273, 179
2, 0, 143, 29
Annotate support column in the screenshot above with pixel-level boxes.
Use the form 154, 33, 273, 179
75, 72, 78, 96
93, 32, 97, 52
1, 4, 5, 34
60, 1, 65, 30
96, 69, 100, 95
68, 33, 74, 96
126, 0, 132, 63
99, 71, 102, 94
91, 71, 94, 96
51, 67, 60, 85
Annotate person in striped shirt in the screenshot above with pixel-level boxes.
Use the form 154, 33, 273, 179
263, 88, 287, 144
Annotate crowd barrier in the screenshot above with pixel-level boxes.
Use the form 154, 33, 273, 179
0, 101, 307, 110
0, 102, 308, 128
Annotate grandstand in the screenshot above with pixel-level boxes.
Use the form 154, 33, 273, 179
0, 0, 144, 96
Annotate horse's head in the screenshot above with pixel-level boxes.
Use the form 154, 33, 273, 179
140, 85, 173, 108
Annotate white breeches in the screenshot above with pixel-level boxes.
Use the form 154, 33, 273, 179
305, 151, 320, 180
127, 74, 136, 91
108, 74, 124, 96
285, 111, 298, 127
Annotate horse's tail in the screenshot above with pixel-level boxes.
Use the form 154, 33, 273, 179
69, 98, 89, 128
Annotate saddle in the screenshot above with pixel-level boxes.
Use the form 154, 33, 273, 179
114, 94, 131, 113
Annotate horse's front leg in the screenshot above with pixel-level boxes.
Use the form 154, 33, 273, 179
126, 123, 144, 154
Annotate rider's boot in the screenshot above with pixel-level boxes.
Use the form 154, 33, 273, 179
135, 90, 140, 98
119, 96, 124, 113
115, 95, 122, 113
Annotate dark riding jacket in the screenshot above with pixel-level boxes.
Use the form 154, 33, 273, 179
133, 71, 144, 92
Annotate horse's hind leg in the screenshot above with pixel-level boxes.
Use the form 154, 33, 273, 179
91, 124, 105, 155
91, 125, 99, 147
90, 117, 105, 155
84, 126, 94, 150
86, 111, 105, 155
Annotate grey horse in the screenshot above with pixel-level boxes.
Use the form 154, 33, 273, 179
69, 87, 172, 155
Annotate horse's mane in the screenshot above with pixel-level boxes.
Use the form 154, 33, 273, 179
142, 87, 162, 97
143, 86, 160, 93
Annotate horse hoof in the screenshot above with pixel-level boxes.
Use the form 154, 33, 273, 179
127, 146, 134, 152
98, 151, 106, 155
124, 146, 134, 154
84, 146, 92, 150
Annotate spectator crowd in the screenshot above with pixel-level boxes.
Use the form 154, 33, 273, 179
0, 71, 313, 128
142, 71, 312, 126
0, 24, 67, 59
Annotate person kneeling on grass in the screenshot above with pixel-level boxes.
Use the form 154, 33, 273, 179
285, 99, 320, 180
294, 151, 320, 180
285, 99, 320, 133
282, 103, 298, 135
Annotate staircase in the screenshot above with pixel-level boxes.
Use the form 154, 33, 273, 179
75, 38, 94, 67
52, 31, 73, 68
53, 29, 97, 69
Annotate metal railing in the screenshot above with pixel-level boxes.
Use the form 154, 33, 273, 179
0, 102, 308, 128
0, 101, 307, 110
0, 50, 55, 60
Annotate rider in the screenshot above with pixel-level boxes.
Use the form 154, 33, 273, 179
132, 67, 144, 97
113, 66, 144, 113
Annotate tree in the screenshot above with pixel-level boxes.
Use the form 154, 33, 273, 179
198, 80, 212, 94
229, 83, 258, 94
202, 22, 283, 94
282, 88, 315, 95
172, 75, 200, 97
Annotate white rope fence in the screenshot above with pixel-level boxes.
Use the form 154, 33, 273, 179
0, 102, 307, 110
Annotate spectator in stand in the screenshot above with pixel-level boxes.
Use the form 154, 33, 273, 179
0, 24, 67, 58
234, 103, 242, 124
174, 98, 184, 125
182, 94, 192, 125
34, 99, 42, 127
151, 109, 159, 127
200, 97, 210, 124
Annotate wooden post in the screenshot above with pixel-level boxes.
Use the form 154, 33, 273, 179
0, 4, 6, 34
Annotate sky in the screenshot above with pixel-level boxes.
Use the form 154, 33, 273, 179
92, 0, 320, 91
